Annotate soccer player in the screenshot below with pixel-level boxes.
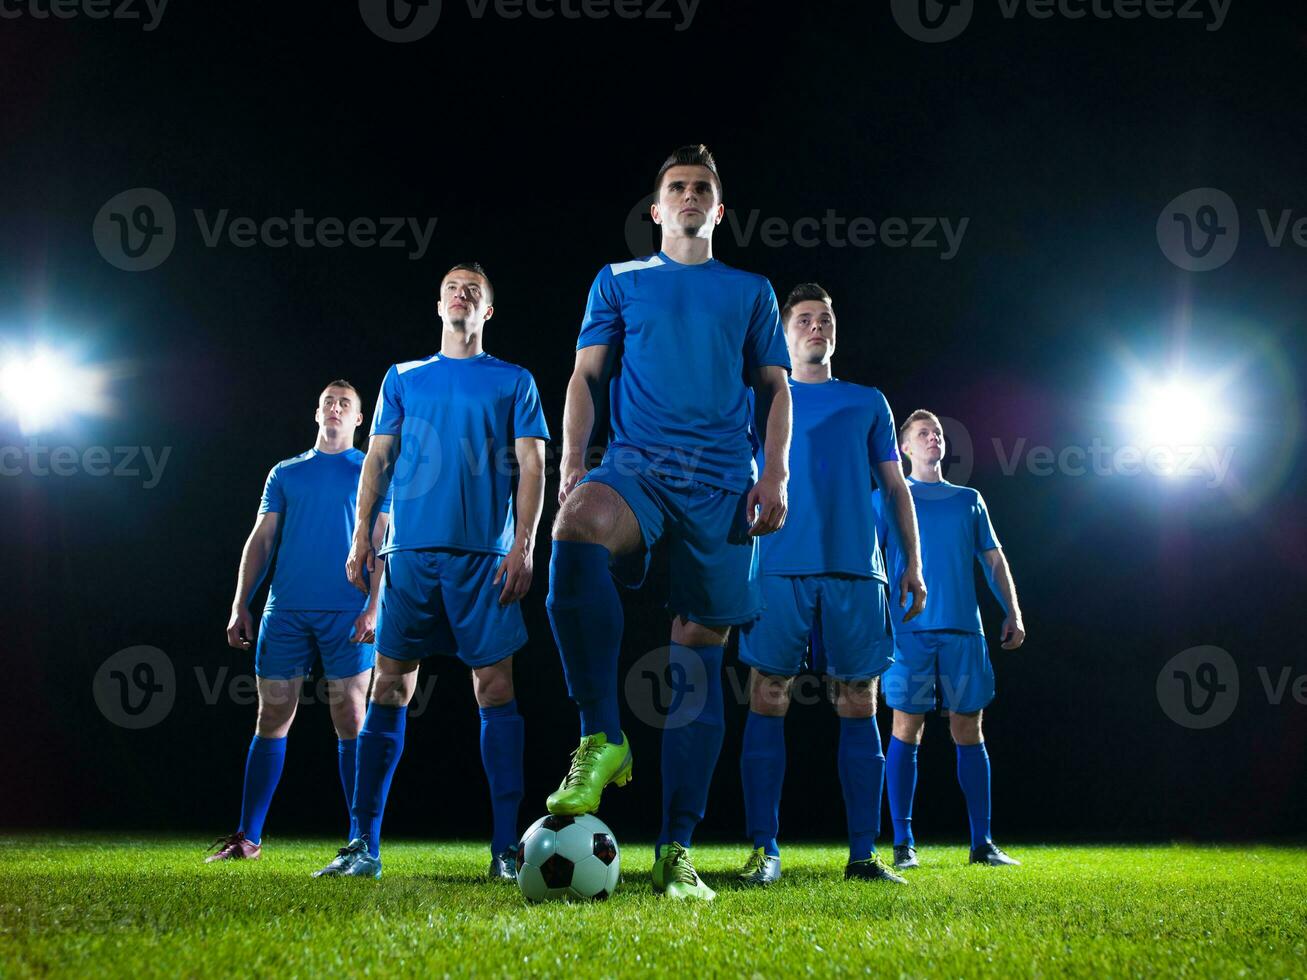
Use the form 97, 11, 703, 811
734, 283, 926, 888
544, 145, 793, 902
876, 410, 1026, 868
210, 380, 389, 862
313, 263, 549, 881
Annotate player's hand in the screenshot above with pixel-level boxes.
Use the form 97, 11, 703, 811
494, 543, 534, 606
346, 532, 376, 594
1000, 615, 1026, 650
351, 606, 377, 644
226, 604, 255, 650
559, 458, 587, 505
747, 472, 788, 536
899, 567, 927, 623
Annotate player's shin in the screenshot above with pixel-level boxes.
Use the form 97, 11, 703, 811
479, 700, 525, 856
351, 703, 407, 858
740, 712, 785, 856
886, 736, 920, 849
838, 716, 885, 862
658, 644, 725, 853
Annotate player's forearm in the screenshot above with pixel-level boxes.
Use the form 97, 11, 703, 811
757, 379, 792, 480
986, 553, 1021, 618
232, 534, 272, 608
365, 518, 387, 610
514, 453, 546, 551
889, 482, 923, 571
355, 447, 394, 541
561, 371, 597, 470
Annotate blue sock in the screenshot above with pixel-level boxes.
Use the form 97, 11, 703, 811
546, 541, 624, 744
886, 736, 919, 848
237, 735, 286, 846
337, 738, 359, 841
657, 644, 725, 854
956, 741, 992, 850
838, 716, 885, 862
351, 703, 407, 858
740, 712, 785, 856
479, 700, 525, 855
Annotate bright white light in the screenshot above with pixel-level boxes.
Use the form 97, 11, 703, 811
1135, 380, 1215, 448
0, 347, 107, 433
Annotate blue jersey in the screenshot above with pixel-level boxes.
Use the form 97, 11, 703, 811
874, 478, 1001, 634
577, 253, 790, 491
259, 447, 388, 612
757, 378, 899, 580
370, 352, 550, 557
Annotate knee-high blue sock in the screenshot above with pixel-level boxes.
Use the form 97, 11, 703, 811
956, 741, 992, 849
237, 735, 287, 846
479, 700, 525, 855
886, 736, 919, 848
740, 712, 785, 856
337, 738, 359, 841
351, 703, 407, 857
546, 541, 624, 744
838, 717, 885, 862
658, 644, 725, 854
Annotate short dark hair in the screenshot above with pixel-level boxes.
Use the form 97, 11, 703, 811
322, 379, 358, 399
781, 282, 833, 326
654, 144, 723, 201
443, 262, 494, 304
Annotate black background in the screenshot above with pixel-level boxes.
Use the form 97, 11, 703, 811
3, 0, 1305, 845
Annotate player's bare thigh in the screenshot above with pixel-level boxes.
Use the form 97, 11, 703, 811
552, 481, 642, 556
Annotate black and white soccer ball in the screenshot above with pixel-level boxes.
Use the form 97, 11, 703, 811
515, 813, 620, 902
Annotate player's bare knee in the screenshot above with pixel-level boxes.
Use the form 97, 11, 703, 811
749, 669, 793, 717
671, 616, 729, 647
831, 678, 877, 719
950, 709, 983, 745
472, 660, 515, 708
892, 710, 926, 744
371, 655, 419, 707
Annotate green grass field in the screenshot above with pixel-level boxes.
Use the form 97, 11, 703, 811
2, 836, 1305, 977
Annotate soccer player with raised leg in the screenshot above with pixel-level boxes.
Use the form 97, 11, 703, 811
545, 146, 792, 901
876, 410, 1026, 869
313, 264, 549, 880
734, 284, 926, 888
211, 381, 389, 862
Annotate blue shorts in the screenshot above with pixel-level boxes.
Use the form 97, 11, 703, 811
376, 548, 526, 668
738, 574, 895, 682
580, 453, 759, 627
255, 608, 374, 681
883, 629, 994, 713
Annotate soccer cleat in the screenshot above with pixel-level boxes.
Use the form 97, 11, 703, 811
893, 844, 919, 869
652, 842, 716, 901
487, 846, 518, 881
312, 838, 382, 878
970, 842, 1021, 866
736, 846, 781, 887
845, 853, 908, 884
545, 732, 633, 816
205, 832, 261, 863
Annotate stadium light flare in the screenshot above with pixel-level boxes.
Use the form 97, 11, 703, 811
0, 346, 108, 434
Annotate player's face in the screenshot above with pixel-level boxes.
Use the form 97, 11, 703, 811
651, 165, 724, 241
903, 419, 945, 463
438, 271, 493, 331
786, 301, 836, 365
316, 386, 363, 434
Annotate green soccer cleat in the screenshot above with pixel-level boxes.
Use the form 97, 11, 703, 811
736, 846, 781, 888
653, 842, 716, 901
545, 732, 633, 816
845, 853, 908, 884
312, 838, 382, 879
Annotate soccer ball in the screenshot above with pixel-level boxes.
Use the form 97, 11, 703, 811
515, 813, 620, 902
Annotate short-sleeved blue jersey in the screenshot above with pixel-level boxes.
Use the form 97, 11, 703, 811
577, 253, 790, 491
259, 447, 388, 611
370, 352, 550, 557
757, 378, 899, 580
874, 478, 1001, 634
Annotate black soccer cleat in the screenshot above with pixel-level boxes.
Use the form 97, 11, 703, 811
844, 854, 908, 884
893, 844, 919, 869
969, 842, 1021, 866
